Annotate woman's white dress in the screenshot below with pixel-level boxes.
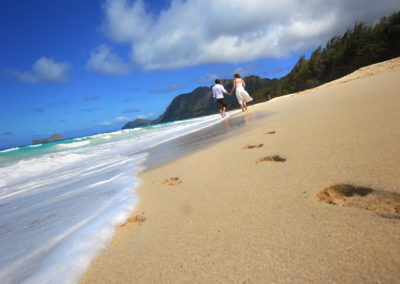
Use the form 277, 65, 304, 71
235, 82, 253, 104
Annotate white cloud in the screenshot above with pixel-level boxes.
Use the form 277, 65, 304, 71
15, 57, 71, 83
99, 116, 130, 126
136, 113, 154, 119
86, 44, 132, 75
149, 83, 183, 93
99, 116, 131, 125
101, 0, 153, 43
99, 121, 113, 126
99, 114, 157, 126
198, 72, 218, 84
115, 116, 130, 121
101, 0, 400, 70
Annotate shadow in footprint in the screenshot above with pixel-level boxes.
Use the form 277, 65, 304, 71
162, 177, 182, 186
265, 131, 276, 134
242, 144, 263, 150
316, 184, 400, 216
317, 184, 372, 202
255, 155, 286, 163
126, 212, 146, 226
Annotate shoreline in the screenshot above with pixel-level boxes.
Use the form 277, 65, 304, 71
81, 58, 400, 283
138, 109, 268, 172
110, 109, 265, 248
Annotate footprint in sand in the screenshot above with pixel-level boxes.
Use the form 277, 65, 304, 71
127, 212, 146, 225
265, 131, 276, 134
161, 177, 182, 186
242, 144, 263, 150
316, 184, 400, 216
255, 155, 286, 163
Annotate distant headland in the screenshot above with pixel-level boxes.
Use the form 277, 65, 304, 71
32, 134, 66, 145
122, 11, 400, 130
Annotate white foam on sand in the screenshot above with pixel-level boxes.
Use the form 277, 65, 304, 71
0, 144, 147, 284
0, 112, 228, 284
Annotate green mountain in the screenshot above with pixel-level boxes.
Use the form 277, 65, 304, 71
122, 11, 400, 130
122, 76, 274, 129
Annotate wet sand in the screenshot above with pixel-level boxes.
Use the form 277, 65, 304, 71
138, 110, 268, 170
81, 58, 400, 283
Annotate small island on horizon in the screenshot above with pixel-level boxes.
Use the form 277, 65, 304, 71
32, 134, 66, 145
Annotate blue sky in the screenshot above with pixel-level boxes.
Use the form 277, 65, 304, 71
1, 0, 399, 150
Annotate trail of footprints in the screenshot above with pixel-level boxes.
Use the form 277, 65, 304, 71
242, 129, 400, 218
241, 130, 286, 164
159, 128, 400, 219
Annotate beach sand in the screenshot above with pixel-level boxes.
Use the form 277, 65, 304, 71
81, 58, 400, 283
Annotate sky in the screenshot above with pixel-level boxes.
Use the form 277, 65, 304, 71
1, 0, 399, 150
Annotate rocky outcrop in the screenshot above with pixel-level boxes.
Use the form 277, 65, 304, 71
122, 76, 274, 129
32, 134, 66, 144
122, 119, 153, 130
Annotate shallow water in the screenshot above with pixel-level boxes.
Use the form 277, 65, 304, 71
0, 112, 235, 284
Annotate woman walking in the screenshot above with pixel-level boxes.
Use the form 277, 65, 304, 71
229, 73, 253, 111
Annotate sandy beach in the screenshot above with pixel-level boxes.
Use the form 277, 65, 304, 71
81, 58, 400, 283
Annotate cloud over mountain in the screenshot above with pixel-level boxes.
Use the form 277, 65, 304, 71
149, 83, 183, 93
101, 0, 400, 70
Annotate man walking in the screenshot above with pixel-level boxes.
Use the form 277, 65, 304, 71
212, 79, 230, 117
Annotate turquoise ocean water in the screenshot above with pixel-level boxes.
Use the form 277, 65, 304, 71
0, 112, 233, 284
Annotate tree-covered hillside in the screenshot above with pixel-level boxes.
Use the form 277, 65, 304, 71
252, 11, 400, 100
123, 11, 400, 129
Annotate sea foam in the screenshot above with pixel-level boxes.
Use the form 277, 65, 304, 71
0, 147, 19, 153
57, 141, 90, 148
0, 112, 226, 284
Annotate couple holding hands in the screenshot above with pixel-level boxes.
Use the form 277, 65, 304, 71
212, 73, 253, 117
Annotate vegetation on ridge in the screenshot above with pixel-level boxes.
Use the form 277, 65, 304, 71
123, 11, 400, 129
253, 11, 400, 100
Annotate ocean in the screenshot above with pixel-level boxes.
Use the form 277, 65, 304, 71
0, 112, 237, 284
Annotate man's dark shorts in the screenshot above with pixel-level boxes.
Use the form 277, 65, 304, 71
216, 98, 227, 109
